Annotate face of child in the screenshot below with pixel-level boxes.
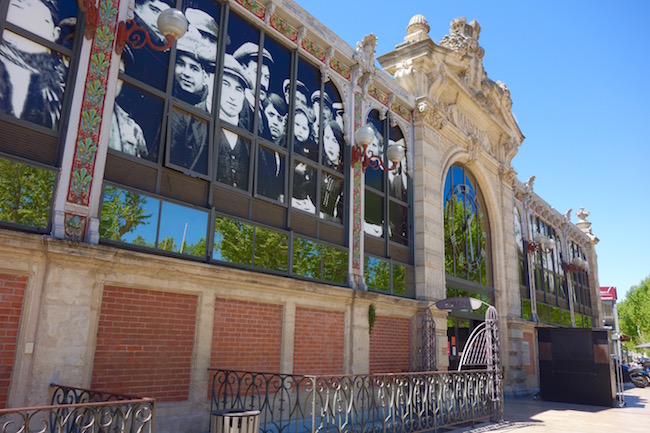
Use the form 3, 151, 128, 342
322, 124, 340, 164
294, 112, 310, 143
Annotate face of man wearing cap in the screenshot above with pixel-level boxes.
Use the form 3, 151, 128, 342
134, 0, 170, 40
264, 104, 285, 141
175, 55, 206, 96
220, 73, 246, 119
241, 60, 271, 101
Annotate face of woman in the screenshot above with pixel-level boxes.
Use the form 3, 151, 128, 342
322, 124, 340, 165
7, 0, 60, 48
294, 112, 310, 143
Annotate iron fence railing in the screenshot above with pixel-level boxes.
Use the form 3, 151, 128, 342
0, 384, 155, 433
209, 369, 495, 433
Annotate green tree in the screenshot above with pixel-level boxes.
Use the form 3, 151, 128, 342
99, 186, 152, 241
0, 159, 55, 228
619, 276, 650, 348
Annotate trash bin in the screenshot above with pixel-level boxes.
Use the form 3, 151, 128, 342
211, 409, 260, 433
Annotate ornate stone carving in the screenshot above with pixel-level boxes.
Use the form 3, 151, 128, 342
264, 1, 276, 27
524, 175, 535, 193
353, 33, 377, 95
498, 163, 517, 187
414, 100, 447, 130
440, 17, 484, 58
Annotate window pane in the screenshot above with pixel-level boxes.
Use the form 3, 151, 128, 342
389, 201, 408, 245
257, 146, 285, 202
323, 81, 345, 170
320, 174, 343, 223
0, 32, 69, 130
260, 35, 291, 146
126, 0, 174, 89
365, 256, 389, 292
322, 244, 347, 284
100, 186, 159, 246
7, 0, 78, 48
223, 13, 258, 132
393, 263, 406, 295
388, 126, 407, 200
216, 129, 250, 190
213, 215, 253, 265
293, 237, 321, 278
253, 226, 288, 272
364, 113, 384, 191
110, 81, 163, 162
537, 302, 549, 323
169, 108, 209, 175
0, 158, 54, 228
521, 298, 532, 320
292, 162, 316, 214
158, 201, 208, 256
321, 119, 344, 171
294, 58, 319, 162
364, 191, 383, 237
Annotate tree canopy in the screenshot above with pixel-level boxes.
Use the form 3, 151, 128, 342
618, 276, 650, 349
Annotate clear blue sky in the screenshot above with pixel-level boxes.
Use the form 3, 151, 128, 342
298, 0, 650, 300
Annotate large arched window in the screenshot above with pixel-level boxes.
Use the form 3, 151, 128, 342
98, 1, 349, 285
443, 164, 492, 369
0, 0, 83, 232
443, 164, 491, 286
363, 109, 413, 297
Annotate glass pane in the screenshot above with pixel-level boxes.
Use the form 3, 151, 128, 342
320, 174, 343, 223
292, 162, 316, 213
157, 201, 207, 256
388, 126, 407, 200
321, 119, 344, 171
389, 201, 408, 245
294, 58, 319, 161
292, 237, 321, 278
0, 31, 69, 130
253, 226, 288, 272
110, 81, 163, 162
324, 81, 345, 168
261, 35, 291, 146
0, 158, 54, 228
7, 0, 77, 48
322, 244, 347, 284
364, 111, 384, 191
365, 256, 389, 292
393, 263, 406, 295
173, 0, 219, 112
213, 215, 253, 265
550, 307, 562, 325
216, 129, 250, 190
364, 191, 383, 237
521, 298, 532, 321
536, 302, 549, 324
561, 309, 572, 327
100, 186, 159, 246
257, 146, 285, 202
223, 13, 258, 132
126, 0, 174, 89
169, 108, 209, 174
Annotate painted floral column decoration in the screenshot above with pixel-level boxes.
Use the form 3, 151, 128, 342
64, 0, 119, 240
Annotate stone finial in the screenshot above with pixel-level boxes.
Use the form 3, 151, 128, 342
404, 14, 431, 43
439, 16, 484, 57
575, 207, 592, 233
524, 175, 535, 192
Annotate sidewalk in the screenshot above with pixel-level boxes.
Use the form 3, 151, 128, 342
449, 384, 650, 433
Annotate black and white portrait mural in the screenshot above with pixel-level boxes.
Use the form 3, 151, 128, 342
0, 0, 78, 130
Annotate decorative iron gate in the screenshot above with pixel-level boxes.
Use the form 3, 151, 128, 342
457, 305, 503, 422
409, 308, 436, 372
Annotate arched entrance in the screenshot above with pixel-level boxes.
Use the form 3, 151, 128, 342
443, 164, 494, 369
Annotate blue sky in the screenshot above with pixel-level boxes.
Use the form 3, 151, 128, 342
298, 0, 650, 300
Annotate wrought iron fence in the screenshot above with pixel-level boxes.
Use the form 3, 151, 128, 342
0, 384, 155, 433
209, 369, 496, 433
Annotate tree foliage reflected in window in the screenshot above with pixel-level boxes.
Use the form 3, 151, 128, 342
443, 165, 489, 285
99, 186, 151, 242
0, 158, 55, 229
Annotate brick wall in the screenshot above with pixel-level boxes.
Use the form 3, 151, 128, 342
210, 298, 283, 372
369, 315, 410, 373
91, 286, 197, 402
293, 307, 344, 375
0, 273, 26, 408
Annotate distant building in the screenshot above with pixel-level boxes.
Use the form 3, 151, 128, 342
0, 0, 602, 429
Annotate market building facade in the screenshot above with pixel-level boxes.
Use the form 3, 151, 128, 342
0, 0, 602, 430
